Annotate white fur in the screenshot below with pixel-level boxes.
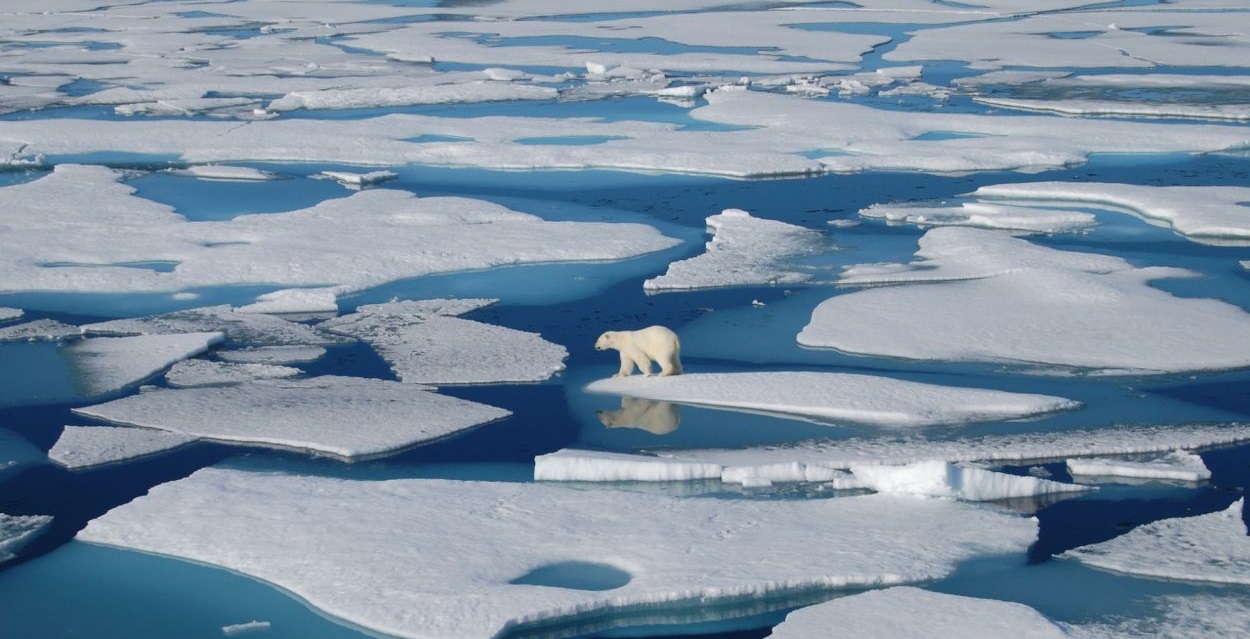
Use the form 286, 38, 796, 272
594, 325, 683, 377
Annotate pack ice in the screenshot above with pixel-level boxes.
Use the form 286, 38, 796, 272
49, 425, 196, 471
79, 467, 1038, 639
64, 332, 224, 397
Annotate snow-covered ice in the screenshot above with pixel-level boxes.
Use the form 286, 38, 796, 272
73, 376, 510, 460
64, 332, 224, 397
1065, 593, 1250, 639
83, 305, 340, 347
321, 300, 568, 384
0, 308, 21, 322
49, 425, 196, 471
317, 170, 397, 189
216, 346, 325, 365
586, 372, 1078, 427
80, 467, 1038, 639
643, 209, 828, 291
166, 166, 278, 182
235, 289, 340, 315
1, 513, 52, 563
535, 449, 724, 483
771, 587, 1068, 639
848, 460, 1089, 502
221, 621, 271, 637
1062, 498, 1249, 585
164, 359, 301, 388
0, 319, 80, 342
1067, 451, 1211, 484
801, 227, 1250, 374
860, 201, 1097, 234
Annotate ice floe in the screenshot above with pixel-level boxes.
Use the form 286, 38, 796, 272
1067, 451, 1211, 484
971, 182, 1250, 245
859, 201, 1096, 234
64, 332, 224, 397
1062, 498, 1249, 586
316, 170, 397, 189
643, 209, 828, 291
80, 467, 1038, 639
0, 319, 80, 342
1, 513, 52, 563
73, 376, 510, 460
84, 305, 338, 347
848, 460, 1089, 502
0, 308, 21, 322
164, 359, 301, 388
166, 165, 278, 182
321, 300, 568, 384
1066, 593, 1250, 639
221, 621, 272, 637
972, 97, 1250, 123
0, 166, 679, 297
801, 227, 1250, 374
234, 288, 340, 315
216, 346, 326, 365
585, 372, 1078, 427
771, 587, 1068, 639
49, 425, 196, 471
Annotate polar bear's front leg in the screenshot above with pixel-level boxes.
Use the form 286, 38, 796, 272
615, 352, 636, 377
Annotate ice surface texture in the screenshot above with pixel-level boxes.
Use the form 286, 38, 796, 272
1066, 451, 1211, 484
64, 332, 224, 396
1, 513, 53, 563
80, 467, 1038, 639
49, 425, 196, 471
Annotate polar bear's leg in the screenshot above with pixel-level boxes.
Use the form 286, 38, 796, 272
658, 353, 682, 377
615, 352, 636, 377
629, 349, 654, 377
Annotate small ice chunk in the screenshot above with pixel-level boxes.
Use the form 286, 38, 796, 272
644, 209, 827, 292
1063, 498, 1249, 585
586, 372, 1078, 428
535, 449, 722, 483
1066, 450, 1211, 483
861, 201, 1096, 234
0, 308, 21, 322
317, 170, 398, 189
236, 289, 340, 315
222, 621, 271, 636
0, 319, 80, 342
656, 85, 707, 99
165, 359, 301, 388
64, 332, 224, 397
217, 346, 326, 365
83, 305, 341, 347
166, 165, 278, 182
1, 513, 53, 563
322, 300, 567, 384
849, 460, 1089, 502
73, 376, 510, 461
49, 425, 196, 470
772, 587, 1068, 639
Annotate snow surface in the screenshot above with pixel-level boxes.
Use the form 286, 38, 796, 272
586, 372, 1078, 427
860, 201, 1097, 234
73, 376, 510, 461
1, 513, 52, 563
848, 460, 1089, 502
1063, 498, 1249, 586
83, 305, 340, 347
80, 467, 1038, 639
235, 289, 339, 315
771, 587, 1068, 639
49, 425, 196, 471
321, 300, 568, 384
1067, 451, 1211, 484
0, 319, 80, 342
166, 166, 277, 182
801, 227, 1250, 374
0, 308, 21, 322
972, 97, 1250, 123
317, 170, 397, 189
64, 332, 224, 397
216, 346, 326, 365
643, 209, 827, 291
164, 359, 301, 388
0, 166, 679, 297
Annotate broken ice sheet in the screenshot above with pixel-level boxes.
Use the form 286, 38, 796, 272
73, 376, 510, 461
0, 308, 22, 322
83, 305, 340, 347
64, 332, 224, 397
1, 513, 53, 564
79, 467, 1037, 639
216, 346, 325, 365
49, 425, 196, 471
1062, 498, 1249, 586
0, 319, 81, 343
321, 300, 568, 384
801, 227, 1250, 374
164, 359, 301, 388
1066, 450, 1211, 485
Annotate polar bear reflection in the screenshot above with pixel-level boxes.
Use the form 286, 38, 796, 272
597, 396, 681, 435
594, 325, 682, 377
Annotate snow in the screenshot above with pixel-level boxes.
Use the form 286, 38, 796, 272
222, 621, 271, 637
321, 300, 568, 384
0, 166, 679, 296
1065, 593, 1250, 639
848, 460, 1089, 502
216, 346, 326, 365
164, 359, 301, 388
73, 376, 510, 461
800, 227, 1250, 374
1062, 498, 1249, 586
643, 209, 828, 291
166, 166, 277, 182
317, 170, 397, 189
267, 84, 558, 112
0, 319, 81, 342
64, 332, 224, 397
971, 182, 1250, 245
859, 201, 1097, 234
536, 448, 865, 487
80, 467, 1038, 639
1, 513, 53, 563
771, 587, 1068, 639
48, 425, 196, 471
235, 289, 340, 315
0, 308, 22, 322
585, 372, 1078, 427
82, 305, 341, 347
1066, 450, 1211, 484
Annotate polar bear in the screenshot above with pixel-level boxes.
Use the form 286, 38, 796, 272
597, 397, 681, 435
594, 325, 682, 377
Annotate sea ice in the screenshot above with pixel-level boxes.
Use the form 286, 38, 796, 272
771, 587, 1068, 639
859, 201, 1097, 234
321, 300, 568, 384
73, 376, 510, 460
848, 460, 1089, 502
49, 425, 197, 471
1062, 498, 1249, 585
1066, 451, 1211, 484
164, 359, 301, 388
64, 332, 224, 397
235, 289, 340, 315
83, 305, 342, 347
165, 166, 278, 182
535, 448, 864, 487
317, 170, 398, 189
0, 319, 81, 342
1, 513, 52, 563
216, 346, 326, 365
80, 467, 1038, 639
972, 97, 1250, 123
643, 209, 828, 291
268, 83, 558, 112
222, 620, 272, 637
585, 372, 1078, 427
800, 227, 1250, 374
0, 308, 21, 322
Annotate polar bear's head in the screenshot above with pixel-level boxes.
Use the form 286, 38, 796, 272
594, 331, 616, 351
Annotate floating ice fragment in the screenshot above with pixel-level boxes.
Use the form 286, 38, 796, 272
49, 425, 196, 471
65, 332, 224, 397
1066, 450, 1211, 484
165, 165, 278, 181
772, 587, 1069, 639
222, 620, 271, 637
317, 170, 398, 189
0, 319, 80, 342
1, 513, 53, 563
0, 308, 22, 322
535, 448, 861, 487
586, 372, 1078, 428
860, 201, 1096, 234
848, 460, 1089, 502
644, 209, 828, 292
235, 288, 340, 315
165, 359, 301, 388
83, 305, 341, 347
1063, 498, 1249, 585
217, 346, 326, 365
80, 468, 1037, 639
74, 376, 509, 460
